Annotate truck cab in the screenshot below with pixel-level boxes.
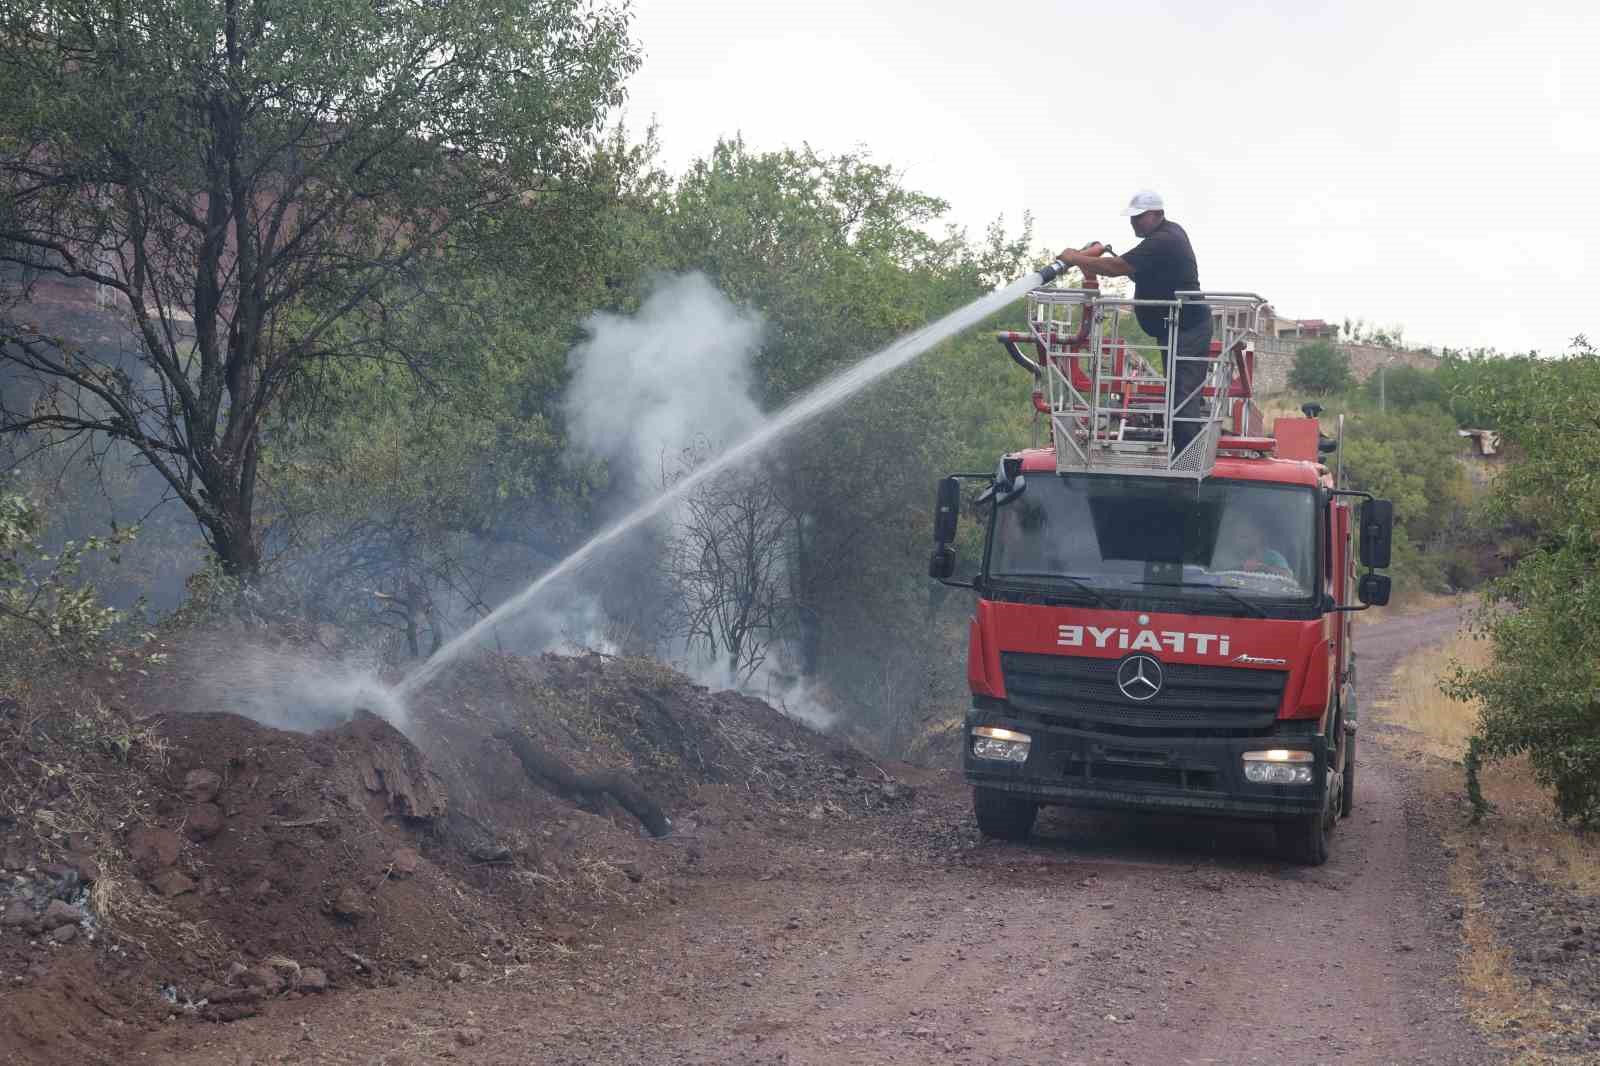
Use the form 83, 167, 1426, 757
929, 287, 1393, 864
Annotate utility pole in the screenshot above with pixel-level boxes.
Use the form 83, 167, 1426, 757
1379, 356, 1396, 413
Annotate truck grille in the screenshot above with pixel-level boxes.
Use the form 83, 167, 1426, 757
999, 651, 1287, 734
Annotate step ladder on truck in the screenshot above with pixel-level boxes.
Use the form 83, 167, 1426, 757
927, 276, 1397, 865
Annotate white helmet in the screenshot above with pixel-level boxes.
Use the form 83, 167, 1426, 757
1121, 190, 1165, 216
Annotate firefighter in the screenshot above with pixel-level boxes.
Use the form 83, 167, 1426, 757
1054, 190, 1213, 457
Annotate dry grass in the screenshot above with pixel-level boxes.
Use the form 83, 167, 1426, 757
1378, 632, 1600, 897
1361, 588, 1460, 623
1449, 844, 1568, 1063
1380, 629, 1600, 1059
1379, 629, 1490, 761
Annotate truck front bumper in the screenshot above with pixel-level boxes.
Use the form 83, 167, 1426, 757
962, 707, 1328, 821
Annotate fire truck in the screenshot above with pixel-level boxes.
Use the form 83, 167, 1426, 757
927, 266, 1394, 864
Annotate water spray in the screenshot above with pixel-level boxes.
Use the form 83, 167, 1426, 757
394, 259, 1073, 699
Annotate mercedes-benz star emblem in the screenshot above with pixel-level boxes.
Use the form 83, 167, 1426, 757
1117, 655, 1164, 702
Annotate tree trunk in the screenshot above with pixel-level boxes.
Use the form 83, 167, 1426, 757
494, 729, 671, 838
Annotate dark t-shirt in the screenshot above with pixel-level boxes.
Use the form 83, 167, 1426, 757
1121, 218, 1207, 338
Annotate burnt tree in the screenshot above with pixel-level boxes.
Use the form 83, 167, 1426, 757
0, 0, 638, 577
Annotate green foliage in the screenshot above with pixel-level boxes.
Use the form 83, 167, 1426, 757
0, 489, 134, 663
1288, 341, 1353, 395
1, 0, 640, 577
1364, 364, 1445, 413
1341, 408, 1471, 552
1445, 338, 1600, 823
1436, 349, 1540, 427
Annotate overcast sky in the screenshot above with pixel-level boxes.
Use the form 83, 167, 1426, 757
619, 0, 1597, 356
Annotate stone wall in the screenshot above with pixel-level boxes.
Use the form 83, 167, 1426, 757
1251, 336, 1439, 395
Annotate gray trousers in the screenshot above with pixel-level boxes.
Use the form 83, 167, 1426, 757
1168, 317, 1215, 456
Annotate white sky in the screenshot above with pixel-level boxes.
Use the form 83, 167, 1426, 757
618, 0, 1598, 355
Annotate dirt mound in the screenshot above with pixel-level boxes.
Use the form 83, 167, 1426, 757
0, 644, 915, 1065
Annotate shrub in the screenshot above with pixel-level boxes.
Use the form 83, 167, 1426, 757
1, 489, 134, 672
1288, 341, 1352, 394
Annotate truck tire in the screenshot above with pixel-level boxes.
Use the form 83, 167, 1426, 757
1341, 733, 1356, 818
973, 787, 1038, 841
1277, 801, 1332, 866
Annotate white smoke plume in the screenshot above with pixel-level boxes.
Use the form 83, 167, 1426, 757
563, 272, 765, 488
183, 640, 411, 735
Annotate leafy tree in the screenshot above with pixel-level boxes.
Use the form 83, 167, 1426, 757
1364, 364, 1445, 413
0, 0, 638, 578
1437, 349, 1539, 427
1446, 337, 1600, 822
1341, 408, 1471, 549
1288, 341, 1353, 394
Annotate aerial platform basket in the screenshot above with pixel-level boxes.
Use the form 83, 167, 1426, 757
996, 288, 1269, 480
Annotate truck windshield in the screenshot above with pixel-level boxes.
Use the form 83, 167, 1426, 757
986, 475, 1318, 607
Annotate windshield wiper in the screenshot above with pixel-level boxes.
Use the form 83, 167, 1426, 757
1130, 580, 1267, 619
987, 572, 1107, 606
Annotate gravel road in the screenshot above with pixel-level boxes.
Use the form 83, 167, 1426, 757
142, 604, 1491, 1066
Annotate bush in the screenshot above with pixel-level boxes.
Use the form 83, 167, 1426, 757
1288, 341, 1352, 394
1, 489, 135, 672
1364, 364, 1444, 413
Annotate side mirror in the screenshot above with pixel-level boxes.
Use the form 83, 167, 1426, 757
1360, 498, 1394, 569
932, 477, 960, 545
996, 474, 1027, 507
1358, 572, 1391, 607
928, 545, 956, 580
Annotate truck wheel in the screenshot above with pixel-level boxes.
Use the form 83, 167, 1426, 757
973, 787, 1038, 841
1341, 734, 1356, 818
1277, 801, 1331, 866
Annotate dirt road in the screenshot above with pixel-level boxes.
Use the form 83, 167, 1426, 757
141, 605, 1491, 1066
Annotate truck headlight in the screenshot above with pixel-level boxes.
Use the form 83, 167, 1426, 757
972, 726, 1031, 764
1242, 749, 1313, 785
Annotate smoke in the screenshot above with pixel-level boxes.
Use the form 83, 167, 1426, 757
679, 656, 839, 734
183, 641, 411, 735
563, 272, 765, 490
551, 274, 836, 733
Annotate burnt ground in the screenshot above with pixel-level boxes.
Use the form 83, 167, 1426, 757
0, 605, 1535, 1065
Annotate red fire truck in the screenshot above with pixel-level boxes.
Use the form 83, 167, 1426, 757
928, 276, 1394, 864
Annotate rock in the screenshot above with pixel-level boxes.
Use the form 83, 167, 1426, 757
183, 769, 223, 805
41, 862, 75, 880
184, 803, 225, 841
2, 900, 34, 926
389, 848, 421, 879
239, 965, 285, 996
337, 713, 448, 821
49, 924, 78, 944
206, 986, 261, 1005
128, 827, 182, 874
151, 870, 196, 897
447, 962, 475, 982
623, 864, 644, 884
298, 967, 328, 993
456, 1027, 486, 1047
42, 900, 84, 928
331, 886, 369, 920
225, 961, 250, 986
267, 957, 302, 984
